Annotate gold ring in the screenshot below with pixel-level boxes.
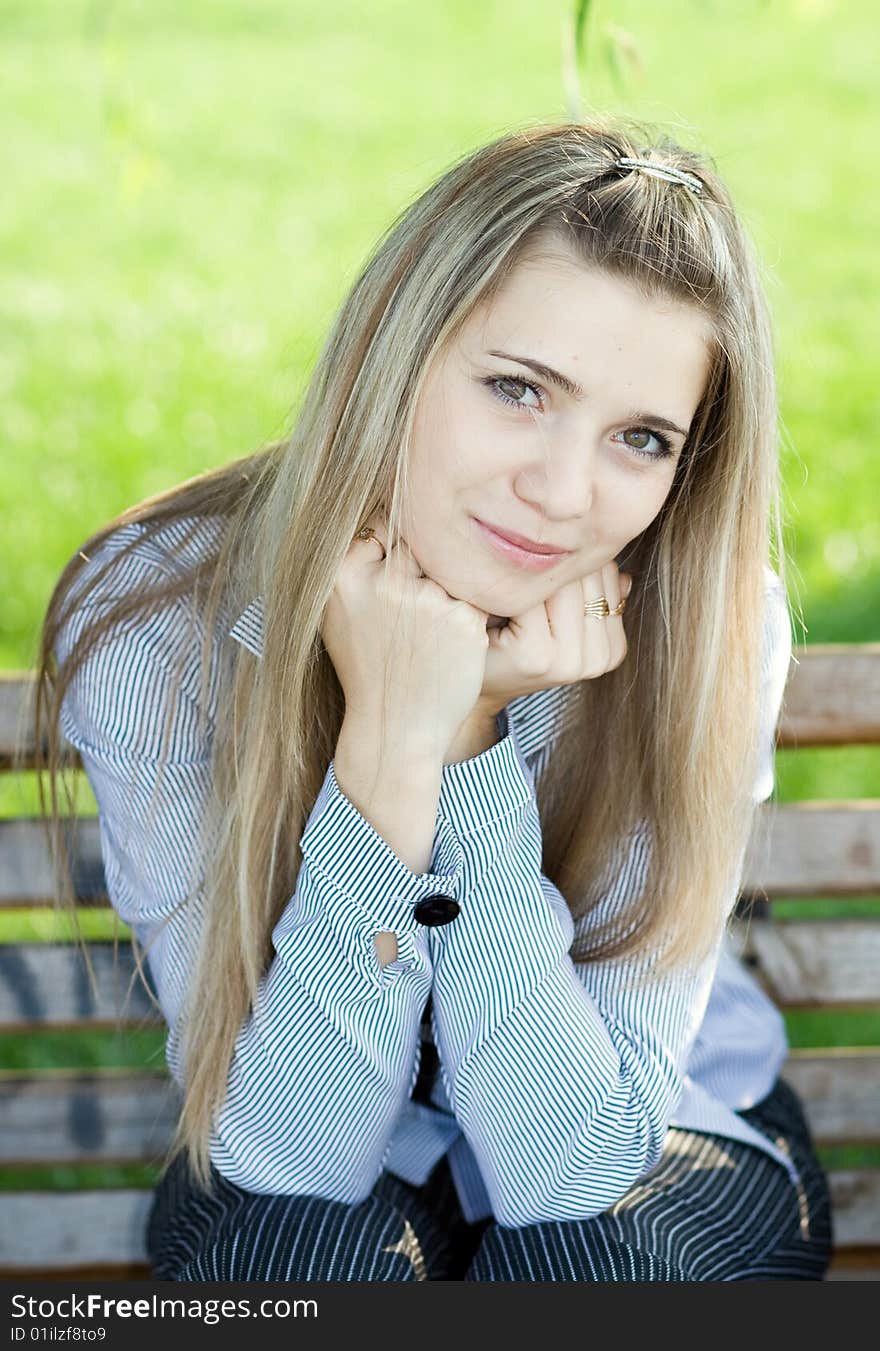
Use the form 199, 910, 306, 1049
583, 595, 627, 619
355, 526, 387, 559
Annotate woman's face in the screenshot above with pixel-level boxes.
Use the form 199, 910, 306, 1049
400, 244, 714, 622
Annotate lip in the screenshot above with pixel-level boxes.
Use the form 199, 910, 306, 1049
473, 517, 573, 572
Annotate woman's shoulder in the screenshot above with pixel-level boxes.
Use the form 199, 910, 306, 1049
56, 514, 228, 667
54, 513, 229, 760
66, 512, 226, 588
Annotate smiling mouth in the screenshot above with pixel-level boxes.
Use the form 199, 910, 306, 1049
475, 518, 572, 555
472, 517, 572, 572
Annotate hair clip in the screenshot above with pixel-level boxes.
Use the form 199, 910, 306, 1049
617, 156, 704, 196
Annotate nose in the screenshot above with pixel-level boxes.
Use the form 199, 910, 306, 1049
514, 433, 596, 521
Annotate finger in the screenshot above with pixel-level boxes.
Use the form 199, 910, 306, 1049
602, 559, 621, 611
483, 596, 552, 681
384, 516, 424, 577
354, 510, 423, 578
505, 595, 554, 655
601, 560, 627, 670
580, 568, 612, 678
351, 510, 389, 566
542, 577, 592, 679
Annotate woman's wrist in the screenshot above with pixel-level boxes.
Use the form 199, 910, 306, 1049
337, 714, 445, 781
443, 701, 504, 765
335, 718, 444, 875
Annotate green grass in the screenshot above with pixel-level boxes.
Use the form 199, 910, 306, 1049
0, 1029, 166, 1075
0, 1164, 163, 1193
2, 0, 878, 1190
3, 0, 879, 668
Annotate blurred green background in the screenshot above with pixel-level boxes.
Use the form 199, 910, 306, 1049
1, 0, 878, 1190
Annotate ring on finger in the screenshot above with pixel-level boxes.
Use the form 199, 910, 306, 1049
355, 526, 387, 560
583, 595, 627, 620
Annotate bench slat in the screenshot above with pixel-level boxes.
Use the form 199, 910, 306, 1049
0, 674, 35, 769
4, 922, 880, 1032
826, 1170, 880, 1248
0, 1171, 876, 1270
741, 803, 880, 895
0, 1190, 153, 1269
768, 1050, 880, 1144
4, 647, 880, 770
728, 918, 880, 1006
0, 818, 105, 906
0, 1071, 182, 1163
4, 802, 880, 906
0, 943, 160, 1029
778, 645, 880, 746
1, 1052, 877, 1165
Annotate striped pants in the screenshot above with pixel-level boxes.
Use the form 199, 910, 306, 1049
146, 1075, 833, 1281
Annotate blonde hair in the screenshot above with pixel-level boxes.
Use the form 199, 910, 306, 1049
32, 115, 789, 1195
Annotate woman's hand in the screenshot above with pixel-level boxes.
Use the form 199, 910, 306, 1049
477, 561, 634, 716
320, 509, 491, 765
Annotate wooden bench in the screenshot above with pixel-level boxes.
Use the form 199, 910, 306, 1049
1, 647, 879, 1280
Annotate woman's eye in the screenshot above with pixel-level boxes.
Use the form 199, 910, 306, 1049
485, 375, 545, 411
616, 427, 675, 461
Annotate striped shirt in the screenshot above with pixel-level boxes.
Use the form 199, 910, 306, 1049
55, 515, 801, 1227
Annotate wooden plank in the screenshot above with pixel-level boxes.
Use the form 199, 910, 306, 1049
0, 1261, 152, 1281
1, 1052, 876, 1165
0, 1071, 182, 1163
6, 801, 880, 909
829, 1170, 880, 1247
779, 645, 880, 747
0, 817, 106, 906
0, 943, 161, 1029
781, 1051, 880, 1144
826, 1246, 880, 1281
0, 1171, 876, 1270
1, 916, 879, 1031
0, 824, 787, 913
728, 918, 880, 1006
741, 802, 880, 895
0, 674, 38, 770
0, 1190, 153, 1270
4, 646, 880, 770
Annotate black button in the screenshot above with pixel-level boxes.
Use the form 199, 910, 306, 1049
413, 894, 460, 926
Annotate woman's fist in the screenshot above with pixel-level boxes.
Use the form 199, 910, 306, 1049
320, 510, 491, 763
478, 560, 633, 714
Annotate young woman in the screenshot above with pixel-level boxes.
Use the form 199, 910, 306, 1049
36, 117, 833, 1281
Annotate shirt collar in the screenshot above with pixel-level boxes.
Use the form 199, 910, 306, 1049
227, 594, 265, 660
227, 593, 573, 759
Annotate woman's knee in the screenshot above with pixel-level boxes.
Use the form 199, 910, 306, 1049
150, 1167, 443, 1282
464, 1220, 687, 1281
462, 1128, 831, 1282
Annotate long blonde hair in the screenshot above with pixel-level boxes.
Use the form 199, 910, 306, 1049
32, 115, 788, 1194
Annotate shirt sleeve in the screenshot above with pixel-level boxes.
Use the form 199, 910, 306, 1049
426, 567, 792, 1228
54, 537, 468, 1200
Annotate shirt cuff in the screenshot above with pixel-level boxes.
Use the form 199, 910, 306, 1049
298, 758, 466, 975
437, 709, 536, 837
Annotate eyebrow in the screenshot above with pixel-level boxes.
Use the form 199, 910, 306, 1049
486, 349, 691, 440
